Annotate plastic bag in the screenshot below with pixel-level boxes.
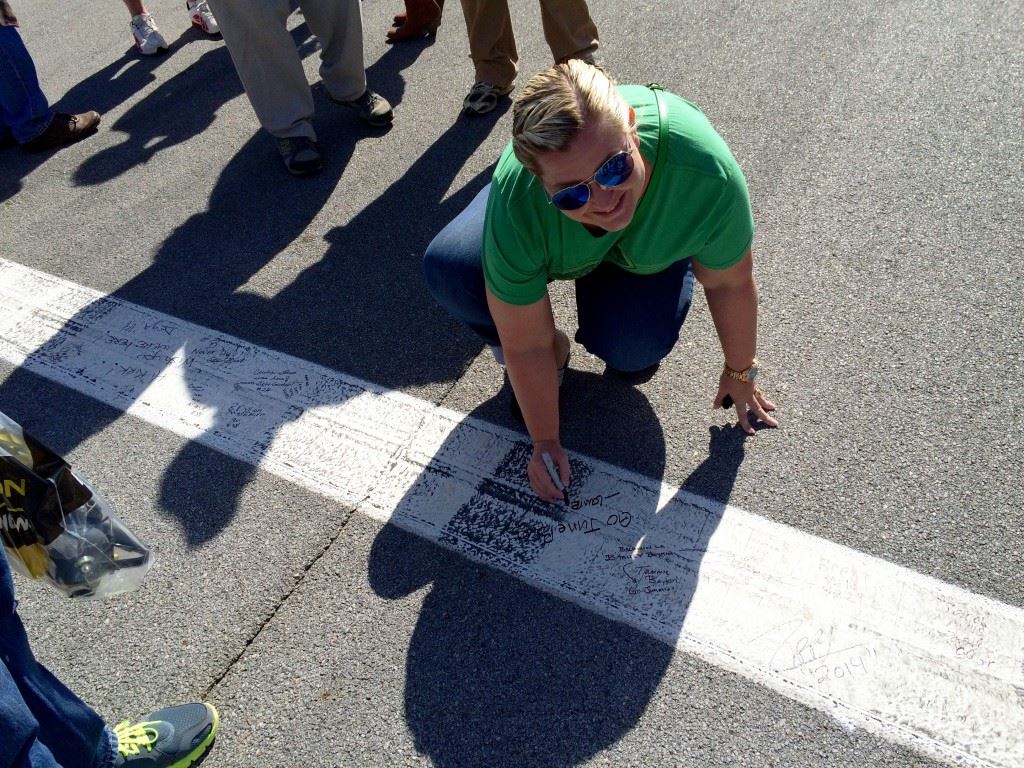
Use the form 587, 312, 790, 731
0, 410, 152, 598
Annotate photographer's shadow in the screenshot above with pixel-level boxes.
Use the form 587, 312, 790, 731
149, 93, 506, 542
1, 22, 489, 547
72, 29, 320, 186
369, 373, 747, 766
0, 42, 170, 202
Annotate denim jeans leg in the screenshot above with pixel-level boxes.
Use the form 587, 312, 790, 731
0, 554, 112, 768
574, 258, 695, 371
0, 26, 53, 144
422, 183, 502, 347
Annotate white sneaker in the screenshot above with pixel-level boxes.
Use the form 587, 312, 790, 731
130, 13, 168, 55
186, 0, 219, 34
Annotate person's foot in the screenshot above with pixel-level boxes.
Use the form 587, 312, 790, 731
386, 0, 442, 42
186, 0, 219, 34
130, 13, 168, 55
462, 81, 513, 116
112, 702, 218, 767
331, 89, 393, 127
21, 112, 101, 152
276, 136, 323, 176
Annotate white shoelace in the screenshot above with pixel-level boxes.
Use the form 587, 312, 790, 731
131, 14, 158, 34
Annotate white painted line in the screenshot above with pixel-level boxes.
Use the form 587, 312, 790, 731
0, 257, 1021, 767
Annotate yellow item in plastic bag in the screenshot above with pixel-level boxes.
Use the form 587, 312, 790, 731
0, 424, 33, 470
1, 409, 153, 598
13, 542, 48, 578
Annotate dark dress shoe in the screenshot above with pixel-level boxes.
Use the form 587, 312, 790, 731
22, 111, 101, 152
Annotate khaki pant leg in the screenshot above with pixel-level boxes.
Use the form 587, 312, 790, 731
298, 0, 367, 102
208, 0, 316, 140
458, 0, 517, 87
538, 0, 599, 63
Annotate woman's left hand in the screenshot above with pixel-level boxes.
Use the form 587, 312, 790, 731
714, 374, 778, 435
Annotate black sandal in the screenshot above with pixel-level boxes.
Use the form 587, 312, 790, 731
462, 81, 513, 115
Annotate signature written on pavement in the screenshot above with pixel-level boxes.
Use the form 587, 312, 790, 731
551, 496, 630, 536
622, 562, 680, 596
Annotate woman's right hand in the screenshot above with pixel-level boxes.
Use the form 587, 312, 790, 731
528, 439, 571, 502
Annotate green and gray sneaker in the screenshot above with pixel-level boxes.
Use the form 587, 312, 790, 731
112, 702, 219, 768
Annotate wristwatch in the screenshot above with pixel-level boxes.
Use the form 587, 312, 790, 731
723, 358, 759, 383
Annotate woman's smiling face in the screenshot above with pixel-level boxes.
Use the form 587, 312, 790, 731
535, 111, 649, 232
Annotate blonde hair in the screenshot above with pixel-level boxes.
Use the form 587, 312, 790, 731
511, 60, 629, 177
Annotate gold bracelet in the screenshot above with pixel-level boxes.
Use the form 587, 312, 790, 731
723, 358, 759, 383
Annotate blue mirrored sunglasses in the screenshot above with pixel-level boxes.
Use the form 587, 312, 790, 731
548, 148, 635, 211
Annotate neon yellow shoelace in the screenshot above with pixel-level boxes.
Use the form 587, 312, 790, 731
113, 720, 160, 756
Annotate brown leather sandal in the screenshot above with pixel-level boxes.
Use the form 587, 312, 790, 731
387, 0, 442, 42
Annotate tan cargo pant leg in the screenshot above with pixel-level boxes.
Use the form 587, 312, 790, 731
298, 0, 367, 102
457, 0, 599, 87
208, 0, 316, 140
458, 0, 518, 88
539, 0, 599, 63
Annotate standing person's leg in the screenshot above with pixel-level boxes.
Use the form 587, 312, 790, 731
299, 0, 365, 102
458, 0, 516, 114
0, 553, 114, 768
538, 0, 599, 63
459, 0, 516, 86
575, 258, 694, 374
422, 184, 501, 347
0, 25, 53, 144
302, 0, 393, 125
0, 26, 99, 151
0, 665, 66, 768
208, 0, 316, 141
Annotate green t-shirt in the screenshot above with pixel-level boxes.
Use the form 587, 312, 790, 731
482, 84, 755, 305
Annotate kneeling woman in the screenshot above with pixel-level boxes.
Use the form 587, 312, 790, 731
424, 61, 777, 501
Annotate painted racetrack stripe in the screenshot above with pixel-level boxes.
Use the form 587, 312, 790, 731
0, 257, 1021, 767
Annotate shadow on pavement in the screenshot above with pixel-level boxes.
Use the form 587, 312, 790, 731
72, 26, 324, 186
0, 38, 502, 545
59, 24, 218, 118
368, 379, 746, 766
0, 24, 236, 202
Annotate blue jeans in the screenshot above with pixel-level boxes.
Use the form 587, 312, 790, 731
0, 26, 53, 144
0, 553, 113, 768
423, 184, 695, 372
